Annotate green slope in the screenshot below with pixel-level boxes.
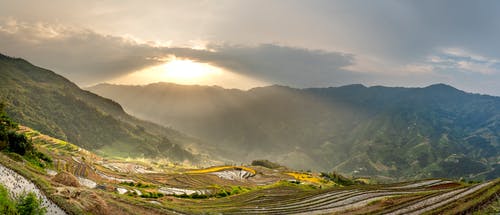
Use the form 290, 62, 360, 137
0, 54, 198, 162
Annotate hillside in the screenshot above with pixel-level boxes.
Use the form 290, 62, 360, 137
1, 109, 499, 214
0, 54, 201, 163
88, 82, 500, 180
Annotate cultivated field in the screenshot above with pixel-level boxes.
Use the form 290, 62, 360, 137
1, 126, 499, 214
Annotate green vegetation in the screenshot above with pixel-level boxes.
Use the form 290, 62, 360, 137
251, 160, 282, 169
140, 192, 164, 199
1, 118, 498, 214
88, 82, 500, 180
174, 186, 251, 199
1, 53, 500, 214
320, 172, 357, 186
0, 103, 52, 169
16, 192, 47, 215
0, 184, 47, 215
0, 184, 17, 214
120, 181, 155, 188
0, 54, 197, 162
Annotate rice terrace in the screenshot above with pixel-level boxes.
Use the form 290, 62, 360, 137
1, 124, 499, 214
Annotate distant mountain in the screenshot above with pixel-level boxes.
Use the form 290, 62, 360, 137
88, 82, 500, 180
0, 54, 201, 163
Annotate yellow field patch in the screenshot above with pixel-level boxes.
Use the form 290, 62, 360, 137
286, 172, 325, 184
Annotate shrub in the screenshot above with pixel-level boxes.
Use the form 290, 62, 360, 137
35, 151, 52, 163
140, 192, 164, 198
16, 192, 47, 215
251, 160, 281, 169
190, 193, 208, 199
120, 181, 154, 188
216, 190, 229, 198
320, 172, 355, 186
174, 193, 189, 198
7, 131, 33, 155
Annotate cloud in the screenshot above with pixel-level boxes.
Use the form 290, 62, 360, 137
1, 16, 499, 95
0, 18, 169, 84
0, 19, 359, 87
428, 48, 500, 75
400, 64, 434, 74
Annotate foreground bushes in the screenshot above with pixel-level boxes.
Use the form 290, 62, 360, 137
140, 192, 164, 198
0, 184, 47, 215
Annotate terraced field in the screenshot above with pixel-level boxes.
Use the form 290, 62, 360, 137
1, 125, 499, 215
174, 179, 500, 214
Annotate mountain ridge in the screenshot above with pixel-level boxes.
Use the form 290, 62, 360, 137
91, 82, 484, 96
88, 81, 500, 181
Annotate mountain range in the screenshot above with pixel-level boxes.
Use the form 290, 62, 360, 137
88, 82, 500, 180
1, 52, 499, 181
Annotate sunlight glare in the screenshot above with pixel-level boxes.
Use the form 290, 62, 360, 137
162, 59, 221, 81
108, 57, 267, 89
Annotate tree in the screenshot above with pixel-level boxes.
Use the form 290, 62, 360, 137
0, 102, 13, 150
7, 131, 33, 155
0, 102, 16, 128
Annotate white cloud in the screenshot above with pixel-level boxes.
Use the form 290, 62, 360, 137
428, 48, 500, 75
441, 48, 489, 62
456, 61, 497, 75
400, 64, 434, 74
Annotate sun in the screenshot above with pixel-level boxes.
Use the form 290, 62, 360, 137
110, 57, 224, 85
109, 56, 267, 89
162, 59, 220, 81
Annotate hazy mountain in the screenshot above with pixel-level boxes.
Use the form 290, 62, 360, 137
0, 54, 201, 162
88, 82, 500, 180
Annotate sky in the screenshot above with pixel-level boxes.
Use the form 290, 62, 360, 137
1, 0, 500, 95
